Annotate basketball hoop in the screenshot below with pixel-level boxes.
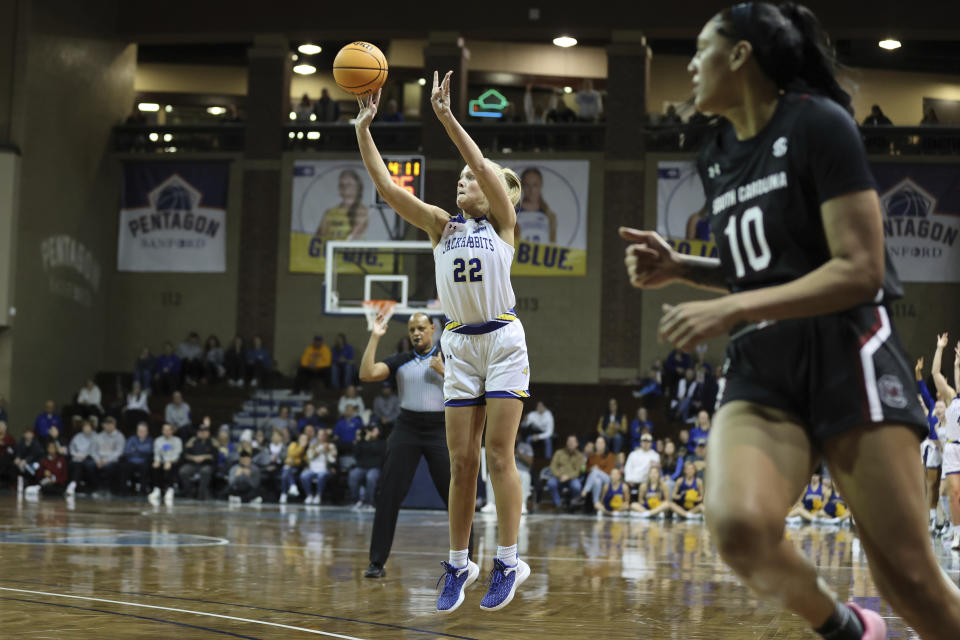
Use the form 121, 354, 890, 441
362, 299, 399, 331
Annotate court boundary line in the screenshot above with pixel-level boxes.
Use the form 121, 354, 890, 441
0, 595, 262, 639
0, 580, 480, 640
0, 587, 366, 640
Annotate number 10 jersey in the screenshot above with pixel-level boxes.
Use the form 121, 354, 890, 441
435, 214, 517, 324
696, 91, 904, 302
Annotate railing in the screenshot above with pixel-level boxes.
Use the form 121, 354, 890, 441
112, 122, 960, 156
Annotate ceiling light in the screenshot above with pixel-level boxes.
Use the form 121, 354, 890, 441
164, 105, 173, 113
289, 111, 297, 120
298, 43, 322, 55
418, 77, 426, 86
553, 36, 577, 48
162, 133, 173, 142
306, 131, 321, 140
879, 39, 901, 50
291, 53, 298, 61
138, 102, 160, 112
293, 64, 317, 75
207, 106, 226, 115
148, 132, 159, 142
309, 113, 316, 121
563, 86, 573, 94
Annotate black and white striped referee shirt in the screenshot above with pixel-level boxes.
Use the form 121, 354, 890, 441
383, 345, 445, 413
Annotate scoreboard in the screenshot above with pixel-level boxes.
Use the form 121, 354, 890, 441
377, 155, 424, 204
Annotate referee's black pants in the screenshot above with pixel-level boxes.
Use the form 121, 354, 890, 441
369, 409, 473, 566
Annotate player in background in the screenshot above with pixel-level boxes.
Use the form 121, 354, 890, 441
621, 3, 960, 639
930, 333, 960, 550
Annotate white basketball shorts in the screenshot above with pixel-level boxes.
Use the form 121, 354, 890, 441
441, 319, 530, 406
943, 441, 960, 476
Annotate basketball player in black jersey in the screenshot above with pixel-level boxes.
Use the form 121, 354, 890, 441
621, 3, 960, 639
359, 312, 472, 578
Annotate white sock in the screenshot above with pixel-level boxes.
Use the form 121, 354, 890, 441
930, 508, 937, 521
449, 548, 469, 569
496, 544, 518, 567
940, 496, 951, 520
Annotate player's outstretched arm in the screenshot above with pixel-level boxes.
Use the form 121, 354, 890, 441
619, 227, 728, 293
931, 333, 956, 402
430, 70, 516, 234
358, 314, 391, 383
355, 90, 448, 245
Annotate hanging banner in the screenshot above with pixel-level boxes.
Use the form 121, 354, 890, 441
656, 160, 719, 259
505, 160, 590, 276
290, 158, 417, 273
118, 161, 228, 272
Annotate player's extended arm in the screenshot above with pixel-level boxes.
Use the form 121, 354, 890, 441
431, 71, 517, 236
355, 90, 448, 244
931, 333, 956, 402
358, 316, 391, 383
620, 227, 729, 293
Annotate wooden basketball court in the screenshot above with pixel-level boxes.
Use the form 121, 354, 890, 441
1, 495, 954, 638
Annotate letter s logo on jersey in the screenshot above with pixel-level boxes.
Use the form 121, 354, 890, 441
772, 136, 788, 158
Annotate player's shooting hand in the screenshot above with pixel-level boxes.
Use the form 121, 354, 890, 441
659, 297, 743, 352
936, 332, 949, 349
371, 312, 388, 338
355, 89, 381, 131
431, 71, 453, 121
915, 357, 924, 380
619, 227, 685, 289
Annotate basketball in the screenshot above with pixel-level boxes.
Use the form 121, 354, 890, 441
333, 42, 388, 96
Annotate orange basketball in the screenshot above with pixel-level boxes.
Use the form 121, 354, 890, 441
333, 42, 388, 96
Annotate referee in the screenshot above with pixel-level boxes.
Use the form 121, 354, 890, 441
359, 311, 472, 578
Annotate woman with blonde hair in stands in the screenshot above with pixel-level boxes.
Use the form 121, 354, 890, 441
355, 71, 530, 613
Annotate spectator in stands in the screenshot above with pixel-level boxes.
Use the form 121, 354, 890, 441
661, 439, 684, 485
295, 93, 313, 122
677, 428, 690, 453
33, 441, 67, 498
333, 404, 364, 453
313, 88, 340, 122
662, 348, 692, 399
148, 422, 181, 505
575, 79, 603, 122
862, 104, 893, 126
134, 346, 155, 391
46, 425, 68, 457
685, 438, 708, 479
13, 428, 43, 493
689, 365, 718, 418
669, 460, 705, 520
380, 98, 404, 123
523, 401, 555, 459
280, 432, 309, 504
671, 368, 700, 422
77, 378, 103, 419
67, 420, 97, 495
628, 407, 654, 450
123, 380, 150, 430
165, 391, 191, 433
267, 406, 297, 434
634, 366, 662, 400
338, 384, 365, 415
225, 336, 246, 387
93, 417, 125, 493
624, 433, 661, 489
579, 435, 617, 509
349, 426, 386, 509
921, 107, 939, 125
631, 465, 672, 518
297, 402, 325, 434
251, 428, 266, 451
301, 429, 337, 505
688, 411, 712, 452
34, 400, 62, 442
203, 335, 225, 384
153, 341, 182, 395
597, 397, 627, 454
252, 429, 285, 498
0, 421, 15, 488
215, 424, 238, 478
179, 422, 217, 500
120, 422, 153, 495
547, 435, 586, 509
482, 433, 534, 515
246, 335, 271, 388
177, 332, 204, 387
227, 445, 262, 504
331, 334, 356, 390
295, 335, 332, 392
594, 467, 630, 516
372, 383, 401, 429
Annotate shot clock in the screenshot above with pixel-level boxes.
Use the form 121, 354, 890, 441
376, 155, 424, 204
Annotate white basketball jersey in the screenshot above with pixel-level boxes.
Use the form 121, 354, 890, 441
434, 214, 516, 324
517, 209, 551, 244
945, 398, 960, 442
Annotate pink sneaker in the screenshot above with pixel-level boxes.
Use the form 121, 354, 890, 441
846, 602, 887, 640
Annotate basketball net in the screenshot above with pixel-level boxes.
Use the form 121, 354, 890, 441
362, 299, 399, 331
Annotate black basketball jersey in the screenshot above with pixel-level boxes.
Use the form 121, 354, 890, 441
696, 92, 904, 300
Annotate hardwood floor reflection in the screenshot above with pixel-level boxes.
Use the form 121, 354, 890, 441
1, 495, 953, 639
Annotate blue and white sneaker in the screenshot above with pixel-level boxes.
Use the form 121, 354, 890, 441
436, 560, 479, 614
479, 558, 530, 611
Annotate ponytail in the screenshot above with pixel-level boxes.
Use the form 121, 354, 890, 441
716, 2, 852, 115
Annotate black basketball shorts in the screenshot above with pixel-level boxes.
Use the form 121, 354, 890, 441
716, 303, 927, 446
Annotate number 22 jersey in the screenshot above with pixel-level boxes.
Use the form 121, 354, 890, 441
435, 214, 517, 324
696, 92, 904, 301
